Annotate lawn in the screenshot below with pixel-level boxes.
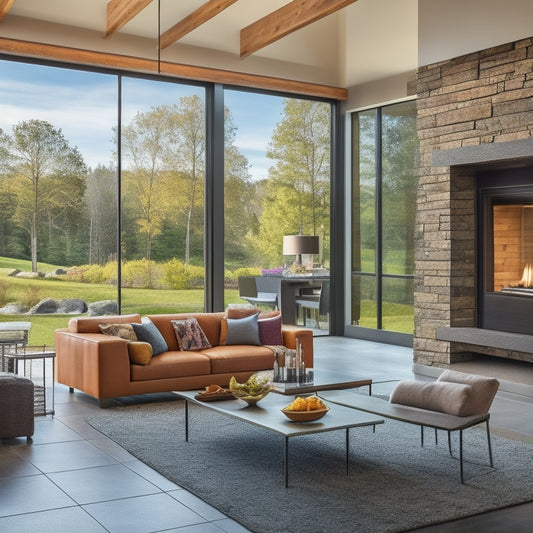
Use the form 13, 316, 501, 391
1, 256, 413, 346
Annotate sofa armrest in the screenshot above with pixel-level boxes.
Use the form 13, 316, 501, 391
55, 329, 133, 400
281, 326, 313, 368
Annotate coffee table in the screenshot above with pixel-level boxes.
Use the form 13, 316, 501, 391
174, 390, 383, 487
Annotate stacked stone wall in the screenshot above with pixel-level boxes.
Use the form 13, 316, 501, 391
414, 37, 533, 367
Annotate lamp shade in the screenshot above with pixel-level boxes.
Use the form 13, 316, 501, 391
283, 235, 319, 255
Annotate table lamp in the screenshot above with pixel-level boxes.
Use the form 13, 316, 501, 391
283, 235, 319, 266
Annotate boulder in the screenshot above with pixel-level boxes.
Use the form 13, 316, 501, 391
46, 268, 67, 277
88, 300, 119, 316
7, 269, 20, 277
29, 298, 58, 314
0, 303, 28, 314
56, 298, 87, 314
15, 271, 45, 279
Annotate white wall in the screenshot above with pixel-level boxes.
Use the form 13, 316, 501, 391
419, 0, 533, 66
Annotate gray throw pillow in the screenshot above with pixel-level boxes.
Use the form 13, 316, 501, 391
132, 318, 168, 356
226, 312, 261, 346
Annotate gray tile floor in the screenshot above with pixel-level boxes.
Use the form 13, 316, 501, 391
1, 336, 533, 532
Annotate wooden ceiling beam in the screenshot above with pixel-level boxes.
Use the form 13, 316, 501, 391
241, 0, 359, 58
106, 0, 153, 38
160, 0, 238, 50
0, 0, 15, 22
0, 37, 348, 100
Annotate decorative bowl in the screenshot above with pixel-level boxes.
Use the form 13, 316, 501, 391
229, 374, 272, 405
231, 388, 271, 405
281, 407, 329, 422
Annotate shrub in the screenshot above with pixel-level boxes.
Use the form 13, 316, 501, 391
121, 259, 162, 288
164, 259, 205, 290
229, 267, 262, 283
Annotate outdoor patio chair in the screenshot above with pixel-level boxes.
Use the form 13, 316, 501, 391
295, 280, 329, 329
238, 276, 278, 309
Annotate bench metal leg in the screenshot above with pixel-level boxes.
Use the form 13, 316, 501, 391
486, 420, 494, 467
420, 425, 424, 447
434, 427, 438, 445
448, 431, 452, 455
460, 429, 464, 484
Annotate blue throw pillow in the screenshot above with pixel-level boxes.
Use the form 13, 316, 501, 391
132, 318, 168, 356
225, 312, 261, 346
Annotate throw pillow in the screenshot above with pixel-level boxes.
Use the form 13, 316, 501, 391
225, 312, 261, 346
127, 341, 153, 365
171, 318, 212, 351
258, 314, 283, 345
132, 318, 169, 356
99, 323, 137, 341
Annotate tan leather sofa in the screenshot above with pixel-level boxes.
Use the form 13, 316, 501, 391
55, 312, 313, 407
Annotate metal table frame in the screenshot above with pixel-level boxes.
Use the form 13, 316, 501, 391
174, 390, 383, 487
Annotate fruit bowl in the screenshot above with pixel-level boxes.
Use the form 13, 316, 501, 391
281, 407, 329, 422
281, 395, 329, 421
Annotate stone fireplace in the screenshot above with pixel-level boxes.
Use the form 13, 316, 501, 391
414, 36, 533, 369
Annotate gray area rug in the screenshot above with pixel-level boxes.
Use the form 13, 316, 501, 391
86, 399, 533, 533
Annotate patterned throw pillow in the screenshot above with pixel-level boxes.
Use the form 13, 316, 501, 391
172, 318, 212, 351
99, 323, 137, 341
132, 318, 169, 356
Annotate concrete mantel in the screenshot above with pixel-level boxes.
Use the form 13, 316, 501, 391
432, 138, 533, 169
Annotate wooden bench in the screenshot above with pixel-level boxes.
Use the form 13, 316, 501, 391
320, 379, 497, 484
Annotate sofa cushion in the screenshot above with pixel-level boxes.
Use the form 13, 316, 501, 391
438, 370, 499, 415
99, 323, 137, 341
130, 350, 211, 381
390, 380, 476, 417
225, 312, 261, 346
258, 314, 283, 345
148, 313, 224, 350
132, 318, 169, 356
200, 345, 275, 374
171, 318, 212, 351
226, 307, 280, 320
127, 341, 153, 365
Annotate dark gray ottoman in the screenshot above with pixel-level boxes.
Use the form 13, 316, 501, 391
0, 372, 34, 439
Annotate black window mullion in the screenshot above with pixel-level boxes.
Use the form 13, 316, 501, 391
376, 108, 383, 330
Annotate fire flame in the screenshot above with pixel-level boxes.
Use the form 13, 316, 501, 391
519, 263, 533, 287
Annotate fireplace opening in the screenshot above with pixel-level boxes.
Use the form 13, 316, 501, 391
478, 166, 533, 335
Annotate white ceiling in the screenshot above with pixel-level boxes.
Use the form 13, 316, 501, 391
2, 0, 419, 89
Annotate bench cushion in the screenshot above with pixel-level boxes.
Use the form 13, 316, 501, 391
390, 381, 475, 416
438, 370, 499, 415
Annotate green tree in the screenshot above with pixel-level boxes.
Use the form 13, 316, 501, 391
8, 119, 87, 271
164, 96, 205, 264
121, 107, 171, 262
86, 164, 117, 264
253, 99, 331, 266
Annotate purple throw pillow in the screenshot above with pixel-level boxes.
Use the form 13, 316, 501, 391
258, 314, 283, 345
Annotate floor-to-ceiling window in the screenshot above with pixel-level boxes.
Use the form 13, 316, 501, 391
223, 90, 332, 326
119, 76, 206, 316
349, 99, 417, 342
0, 59, 118, 345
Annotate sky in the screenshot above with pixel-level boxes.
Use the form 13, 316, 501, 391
0, 59, 285, 181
